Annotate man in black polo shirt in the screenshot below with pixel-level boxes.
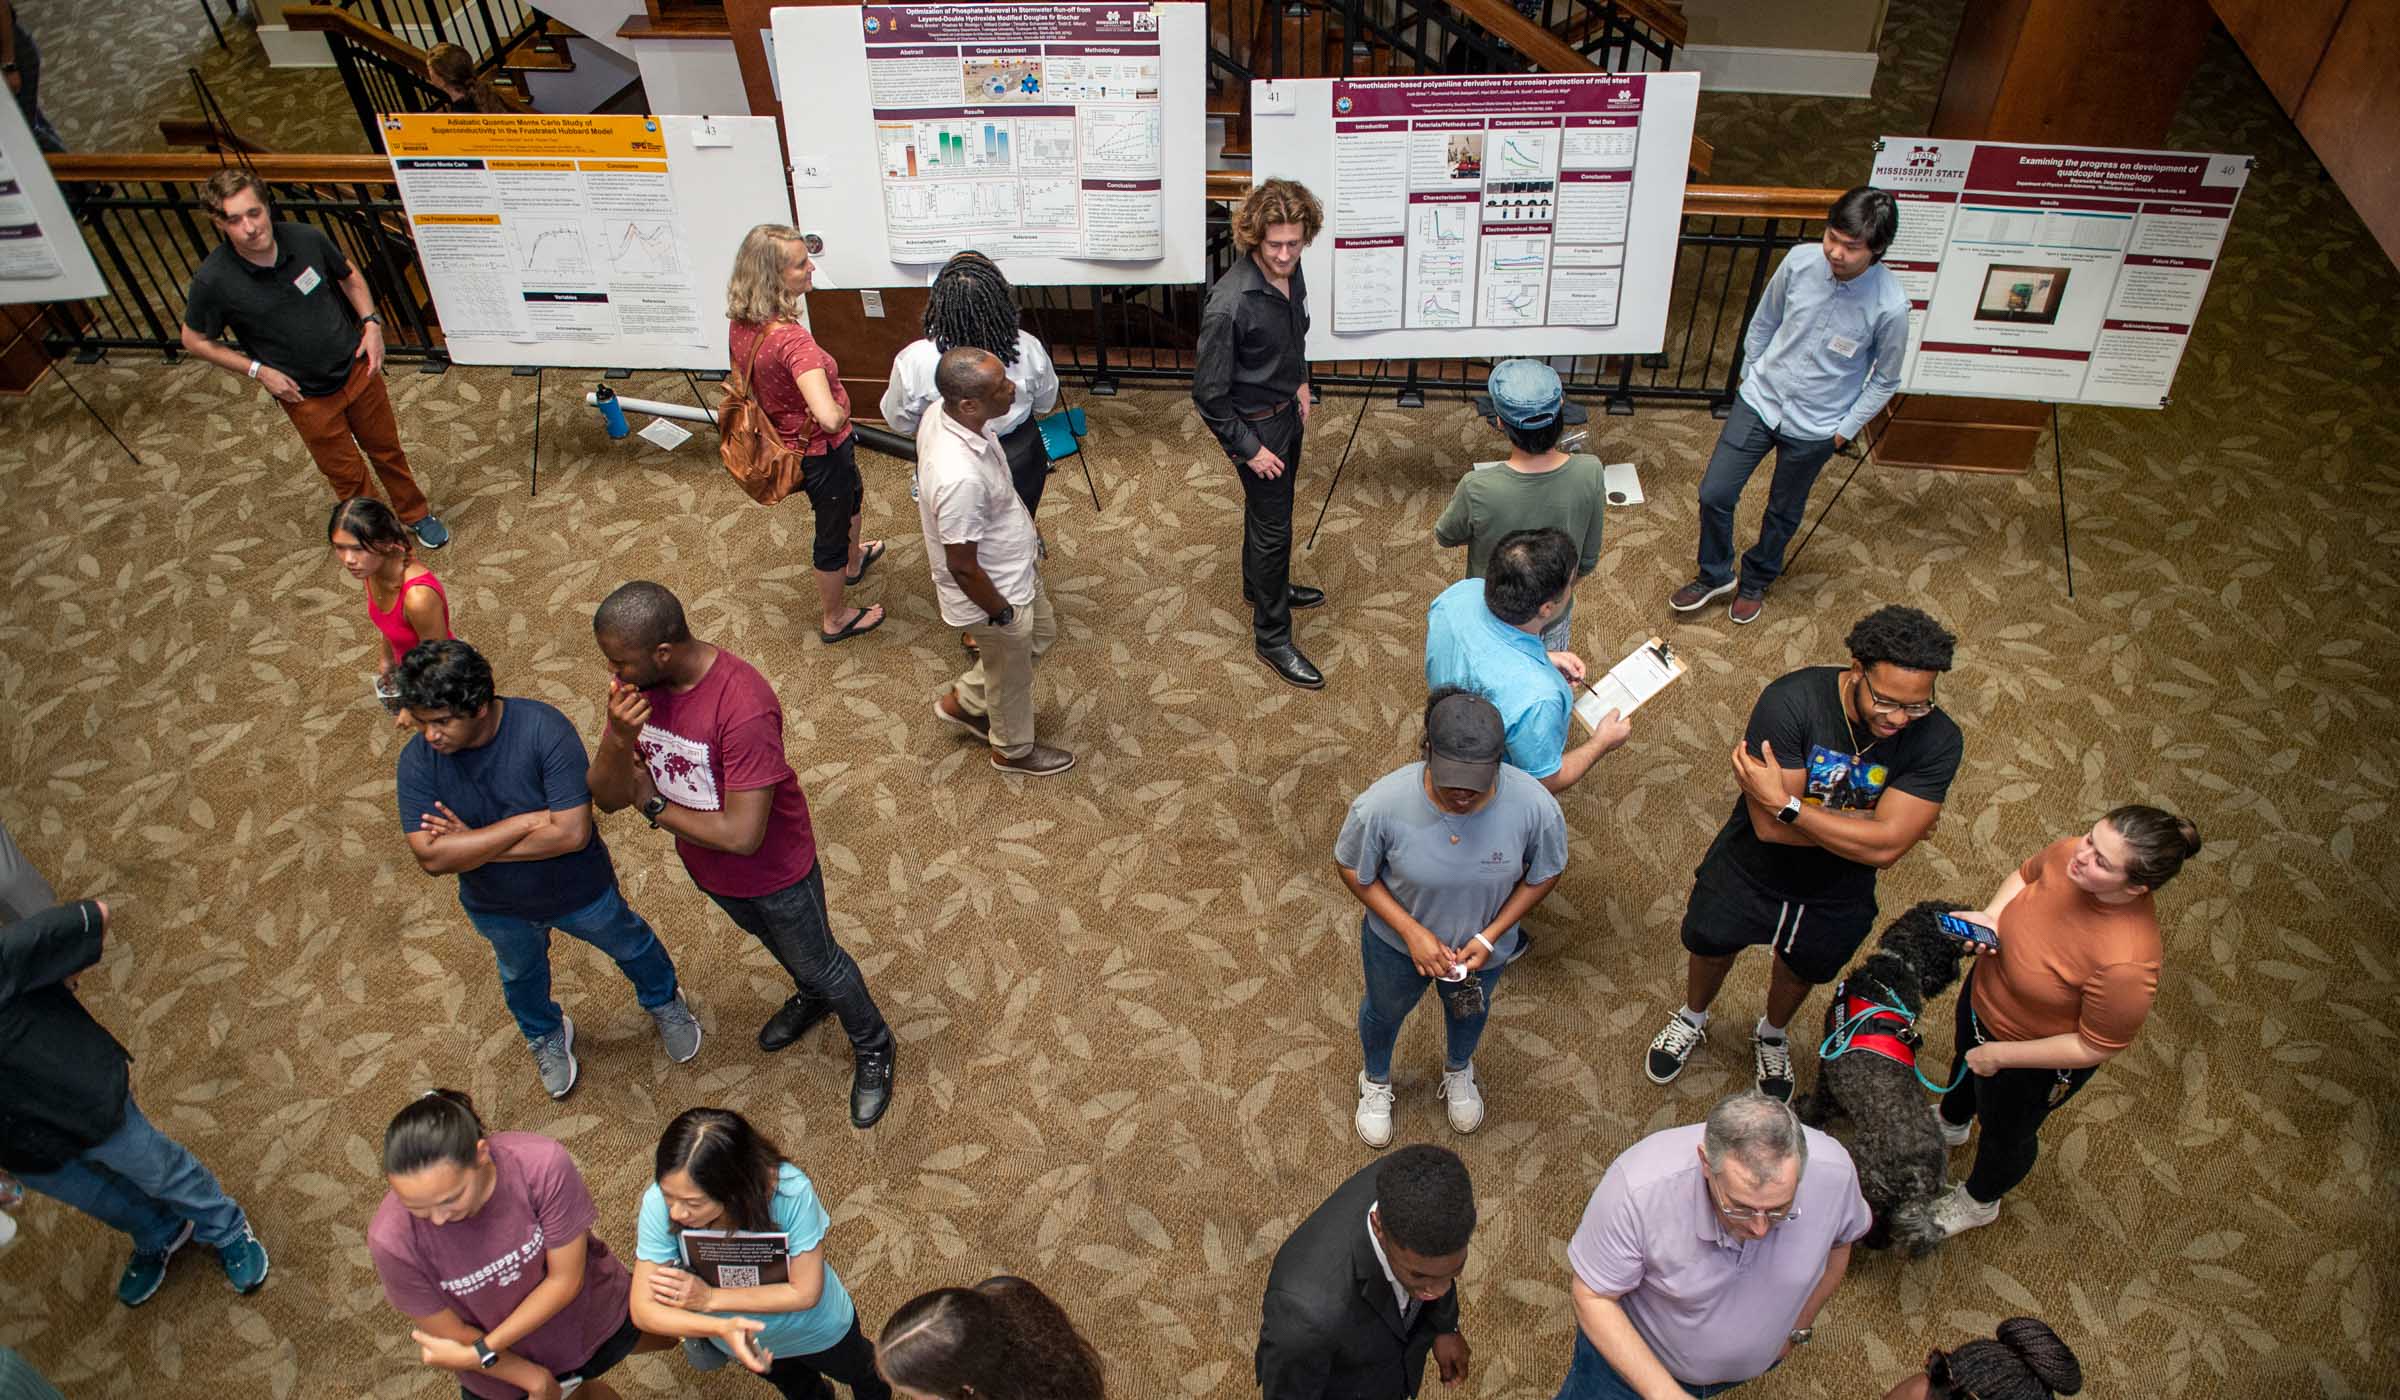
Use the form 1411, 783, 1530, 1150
179, 168, 449, 548
1194, 178, 1326, 690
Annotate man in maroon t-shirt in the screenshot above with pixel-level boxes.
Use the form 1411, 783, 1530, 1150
586, 581, 896, 1129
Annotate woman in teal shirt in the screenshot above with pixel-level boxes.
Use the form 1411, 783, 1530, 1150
629, 1108, 888, 1398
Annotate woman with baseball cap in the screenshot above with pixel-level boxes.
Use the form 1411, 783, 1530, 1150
1333, 689, 1569, 1147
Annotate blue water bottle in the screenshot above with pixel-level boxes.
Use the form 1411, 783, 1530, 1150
595, 384, 630, 439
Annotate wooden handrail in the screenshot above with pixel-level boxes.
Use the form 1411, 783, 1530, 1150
1432, 0, 1710, 176
284, 4, 430, 67
1594, 0, 1686, 46
1683, 185, 1841, 219
157, 118, 274, 155
47, 153, 402, 184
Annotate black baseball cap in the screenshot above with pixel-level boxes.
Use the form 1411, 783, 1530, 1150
1425, 691, 1506, 793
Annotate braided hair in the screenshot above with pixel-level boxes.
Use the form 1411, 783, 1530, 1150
1931, 1317, 2082, 1400
924, 251, 1023, 367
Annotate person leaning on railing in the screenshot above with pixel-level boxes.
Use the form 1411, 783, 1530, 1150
426, 42, 533, 115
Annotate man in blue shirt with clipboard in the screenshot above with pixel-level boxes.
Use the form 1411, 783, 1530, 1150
1670, 187, 1908, 626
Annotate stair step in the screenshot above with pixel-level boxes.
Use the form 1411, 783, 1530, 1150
502, 29, 574, 72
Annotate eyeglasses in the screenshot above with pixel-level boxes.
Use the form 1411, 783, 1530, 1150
1705, 1174, 1800, 1225
1859, 675, 1938, 719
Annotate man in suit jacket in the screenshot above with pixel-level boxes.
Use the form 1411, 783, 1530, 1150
1257, 1144, 1477, 1399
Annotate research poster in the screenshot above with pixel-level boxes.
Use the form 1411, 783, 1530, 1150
1327, 74, 1665, 335
1869, 137, 2250, 408
861, 3, 1166, 261
383, 114, 709, 353
0, 148, 66, 282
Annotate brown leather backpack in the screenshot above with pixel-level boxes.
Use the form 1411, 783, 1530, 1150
719, 321, 810, 505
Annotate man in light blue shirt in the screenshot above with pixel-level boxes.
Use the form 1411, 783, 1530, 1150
1672, 187, 1909, 626
1426, 527, 1629, 795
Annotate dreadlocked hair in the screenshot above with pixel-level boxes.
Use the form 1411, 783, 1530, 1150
924, 251, 1023, 367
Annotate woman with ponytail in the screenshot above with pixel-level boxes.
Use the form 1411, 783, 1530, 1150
426, 43, 533, 114
878, 251, 1060, 518
368, 1090, 668, 1399
1883, 1316, 2082, 1399
875, 1275, 1104, 1400
1931, 805, 2203, 1240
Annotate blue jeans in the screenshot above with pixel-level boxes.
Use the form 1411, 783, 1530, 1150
705, 864, 893, 1054
1357, 923, 1506, 1081
16, 1099, 249, 1254
1695, 396, 1840, 593
463, 884, 680, 1041
1555, 1331, 1748, 1400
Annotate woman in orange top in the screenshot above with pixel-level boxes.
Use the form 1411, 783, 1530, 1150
1930, 804, 2200, 1240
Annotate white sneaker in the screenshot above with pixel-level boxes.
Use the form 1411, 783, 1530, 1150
1930, 1183, 2001, 1238
1354, 1072, 1397, 1149
1439, 1064, 1485, 1134
1932, 1101, 1971, 1149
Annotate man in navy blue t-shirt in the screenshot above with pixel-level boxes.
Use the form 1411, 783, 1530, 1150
393, 640, 699, 1099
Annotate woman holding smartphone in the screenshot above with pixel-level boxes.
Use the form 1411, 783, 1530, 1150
629, 1107, 888, 1399
368, 1090, 669, 1400
1931, 805, 2200, 1240
331, 496, 455, 722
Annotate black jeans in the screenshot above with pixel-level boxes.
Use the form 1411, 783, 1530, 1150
998, 416, 1048, 518
764, 1316, 892, 1400
705, 864, 893, 1056
1695, 396, 1840, 593
799, 434, 864, 573
1235, 402, 1303, 647
1939, 973, 2097, 1204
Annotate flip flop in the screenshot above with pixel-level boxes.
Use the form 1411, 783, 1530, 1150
818, 605, 884, 645
843, 541, 886, 587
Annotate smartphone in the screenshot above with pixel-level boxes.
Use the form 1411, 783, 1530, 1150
1936, 912, 1999, 951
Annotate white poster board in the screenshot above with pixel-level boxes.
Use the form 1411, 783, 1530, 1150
0, 94, 105, 304
1869, 136, 2249, 408
1251, 71, 1698, 361
382, 113, 794, 370
771, 2, 1209, 288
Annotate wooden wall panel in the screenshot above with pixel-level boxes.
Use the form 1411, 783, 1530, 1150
2211, 0, 2351, 112
2295, 0, 2400, 270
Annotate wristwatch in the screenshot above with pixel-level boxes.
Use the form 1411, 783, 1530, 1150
472, 1335, 499, 1369
1786, 1328, 1814, 1347
1775, 795, 1803, 825
640, 793, 669, 828
361, 312, 384, 326
988, 603, 1017, 628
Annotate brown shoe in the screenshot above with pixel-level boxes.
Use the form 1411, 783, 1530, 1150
933, 691, 989, 737
1729, 591, 1766, 625
992, 744, 1077, 777
1669, 577, 1737, 612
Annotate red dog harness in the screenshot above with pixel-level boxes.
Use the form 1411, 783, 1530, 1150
1824, 977, 1921, 1069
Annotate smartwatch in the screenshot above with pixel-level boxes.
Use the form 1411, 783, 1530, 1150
1775, 796, 1803, 825
988, 604, 1017, 628
361, 312, 384, 326
1786, 1328, 1814, 1347
640, 793, 669, 828
473, 1336, 499, 1369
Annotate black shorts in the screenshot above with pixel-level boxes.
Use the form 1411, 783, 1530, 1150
799, 432, 865, 572
458, 1315, 642, 1398
1678, 857, 1876, 986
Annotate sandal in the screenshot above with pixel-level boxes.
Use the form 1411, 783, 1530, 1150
818, 605, 884, 645
843, 540, 886, 587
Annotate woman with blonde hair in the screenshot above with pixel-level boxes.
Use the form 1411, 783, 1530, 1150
425, 43, 532, 114
726, 224, 884, 645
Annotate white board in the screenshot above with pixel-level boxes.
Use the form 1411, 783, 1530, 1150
1251, 72, 1698, 361
0, 94, 105, 305
772, 2, 1209, 288
383, 113, 793, 371
1868, 136, 2249, 409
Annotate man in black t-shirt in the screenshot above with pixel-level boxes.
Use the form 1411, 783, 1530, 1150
179, 169, 450, 548
1645, 606, 1963, 1100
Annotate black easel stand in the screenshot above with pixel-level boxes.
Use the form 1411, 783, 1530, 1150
1304, 359, 1385, 552
1780, 415, 1886, 575
513, 365, 543, 496
45, 355, 141, 465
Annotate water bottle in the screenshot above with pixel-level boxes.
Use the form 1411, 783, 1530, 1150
595, 385, 630, 439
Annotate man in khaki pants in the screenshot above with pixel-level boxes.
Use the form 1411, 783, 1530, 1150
917, 347, 1071, 776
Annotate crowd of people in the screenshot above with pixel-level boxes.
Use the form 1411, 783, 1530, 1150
0, 166, 2208, 1400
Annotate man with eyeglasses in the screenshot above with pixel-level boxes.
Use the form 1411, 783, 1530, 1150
1553, 1093, 1869, 1400
1645, 605, 1962, 1100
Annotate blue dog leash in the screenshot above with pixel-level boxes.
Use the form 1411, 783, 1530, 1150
1817, 995, 1967, 1095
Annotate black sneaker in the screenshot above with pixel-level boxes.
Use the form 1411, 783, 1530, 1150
757, 996, 830, 1053
1644, 1013, 1707, 1085
850, 1047, 896, 1128
1753, 1032, 1795, 1101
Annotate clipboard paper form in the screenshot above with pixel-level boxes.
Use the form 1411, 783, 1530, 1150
1574, 637, 1685, 730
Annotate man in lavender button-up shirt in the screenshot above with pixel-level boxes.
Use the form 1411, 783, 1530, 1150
1554, 1093, 1871, 1399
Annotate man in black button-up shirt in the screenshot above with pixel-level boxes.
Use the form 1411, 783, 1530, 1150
1194, 179, 1329, 689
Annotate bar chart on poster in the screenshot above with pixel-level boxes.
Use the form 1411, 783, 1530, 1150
1868, 136, 2250, 408
1252, 72, 1699, 360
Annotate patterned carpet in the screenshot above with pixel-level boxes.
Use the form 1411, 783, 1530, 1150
1, 2, 2396, 1398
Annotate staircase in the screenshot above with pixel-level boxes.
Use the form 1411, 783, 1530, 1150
283, 0, 557, 150
1210, 0, 1706, 174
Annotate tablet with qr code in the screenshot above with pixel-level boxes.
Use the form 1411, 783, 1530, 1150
678, 1229, 791, 1289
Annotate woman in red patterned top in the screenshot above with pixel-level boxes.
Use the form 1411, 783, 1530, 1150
725, 225, 885, 645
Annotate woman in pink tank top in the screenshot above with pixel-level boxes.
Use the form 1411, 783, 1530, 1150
330, 498, 456, 727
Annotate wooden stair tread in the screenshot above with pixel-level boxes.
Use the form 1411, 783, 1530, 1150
501, 31, 573, 71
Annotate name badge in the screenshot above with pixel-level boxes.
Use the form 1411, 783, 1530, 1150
1826, 333, 1860, 357
293, 266, 322, 296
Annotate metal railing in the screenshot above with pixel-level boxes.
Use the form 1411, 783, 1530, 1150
334, 0, 535, 56
287, 2, 546, 152
34, 153, 1836, 417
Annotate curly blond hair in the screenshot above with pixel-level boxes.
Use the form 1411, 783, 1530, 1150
1231, 178, 1323, 251
724, 223, 808, 326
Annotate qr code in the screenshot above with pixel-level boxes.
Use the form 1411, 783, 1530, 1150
718, 1265, 761, 1289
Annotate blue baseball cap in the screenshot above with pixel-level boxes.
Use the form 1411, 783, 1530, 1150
1480, 359, 1587, 430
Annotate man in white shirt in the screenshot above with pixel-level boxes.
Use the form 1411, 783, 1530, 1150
879, 251, 1061, 516
916, 348, 1073, 777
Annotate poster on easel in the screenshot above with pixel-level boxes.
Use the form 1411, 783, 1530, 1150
0, 93, 105, 305
1869, 137, 2250, 409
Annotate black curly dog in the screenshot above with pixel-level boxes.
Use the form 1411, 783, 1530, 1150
1791, 899, 1973, 1257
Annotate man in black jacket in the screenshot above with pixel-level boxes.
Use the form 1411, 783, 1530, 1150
0, 895, 270, 1306
1256, 1144, 1477, 1399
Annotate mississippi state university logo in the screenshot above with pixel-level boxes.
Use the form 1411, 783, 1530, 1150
1334, 95, 1353, 114
1906, 143, 1940, 170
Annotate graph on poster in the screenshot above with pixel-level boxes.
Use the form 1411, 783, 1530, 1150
516, 221, 589, 275
607, 221, 681, 275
